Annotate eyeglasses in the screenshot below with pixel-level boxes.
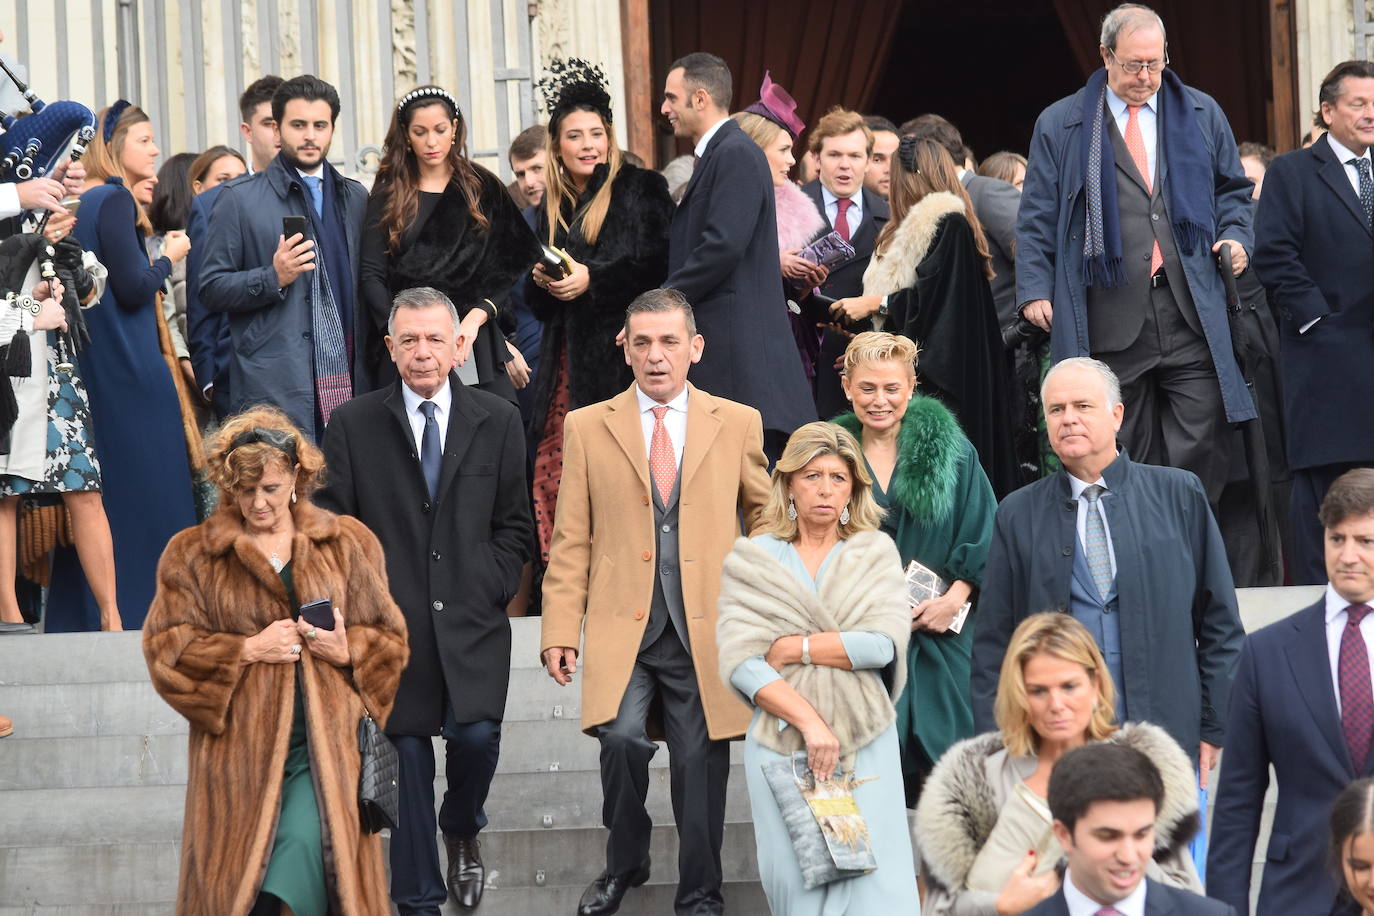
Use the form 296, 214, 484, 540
1108, 47, 1169, 75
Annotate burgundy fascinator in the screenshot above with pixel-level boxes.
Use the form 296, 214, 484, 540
743, 71, 805, 141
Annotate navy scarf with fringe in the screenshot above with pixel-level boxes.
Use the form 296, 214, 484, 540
1081, 67, 1214, 288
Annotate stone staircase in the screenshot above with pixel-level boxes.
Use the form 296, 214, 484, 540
0, 587, 1319, 914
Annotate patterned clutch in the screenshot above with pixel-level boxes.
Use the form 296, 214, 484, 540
761, 751, 877, 889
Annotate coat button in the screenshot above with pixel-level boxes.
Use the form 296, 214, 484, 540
661, 566, 672, 576
662, 524, 671, 533
432, 600, 444, 611
302, 330, 312, 339
642, 550, 652, 561
1061, 546, 1073, 556
1151, 213, 1160, 221
431, 551, 441, 561
422, 502, 431, 513
641, 494, 650, 505
633, 610, 645, 621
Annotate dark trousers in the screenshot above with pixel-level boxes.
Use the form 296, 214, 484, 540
388, 714, 502, 916
597, 627, 730, 916
1099, 282, 1230, 504
1291, 462, 1373, 584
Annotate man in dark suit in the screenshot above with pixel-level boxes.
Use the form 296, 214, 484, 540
1207, 468, 1374, 914
1025, 743, 1235, 916
1016, 5, 1256, 505
799, 107, 891, 418
660, 52, 814, 456
1254, 60, 1374, 584
315, 287, 531, 913
972, 358, 1243, 781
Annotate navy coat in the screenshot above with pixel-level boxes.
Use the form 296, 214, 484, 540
666, 119, 815, 436
184, 178, 243, 417
1025, 879, 1234, 916
1254, 135, 1374, 470
971, 452, 1243, 758
1206, 598, 1373, 915
1015, 79, 1257, 423
198, 154, 369, 439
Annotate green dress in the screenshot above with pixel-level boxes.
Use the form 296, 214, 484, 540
832, 398, 996, 802
258, 563, 329, 916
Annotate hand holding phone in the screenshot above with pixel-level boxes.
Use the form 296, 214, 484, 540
274, 217, 316, 288
299, 598, 336, 631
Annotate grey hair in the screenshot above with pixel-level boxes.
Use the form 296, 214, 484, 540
1041, 357, 1123, 409
388, 286, 461, 337
1100, 3, 1166, 51
624, 287, 697, 337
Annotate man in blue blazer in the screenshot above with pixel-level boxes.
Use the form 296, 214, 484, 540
1208, 468, 1374, 914
1253, 60, 1374, 585
660, 52, 814, 455
1024, 742, 1234, 916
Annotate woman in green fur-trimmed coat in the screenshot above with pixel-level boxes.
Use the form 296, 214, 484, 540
831, 331, 996, 806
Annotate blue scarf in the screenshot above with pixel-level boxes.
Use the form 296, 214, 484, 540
1080, 67, 1214, 288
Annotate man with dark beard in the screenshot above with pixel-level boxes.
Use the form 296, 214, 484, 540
199, 74, 369, 441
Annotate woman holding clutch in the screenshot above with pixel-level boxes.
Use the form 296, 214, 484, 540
717, 422, 917, 913
916, 613, 1202, 916
526, 59, 672, 563
830, 331, 995, 806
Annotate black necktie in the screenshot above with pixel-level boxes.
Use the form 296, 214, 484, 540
419, 401, 441, 499
1352, 158, 1374, 228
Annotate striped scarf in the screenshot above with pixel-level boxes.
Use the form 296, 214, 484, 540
309, 250, 351, 428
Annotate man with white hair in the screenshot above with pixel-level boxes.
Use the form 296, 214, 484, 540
970, 357, 1244, 787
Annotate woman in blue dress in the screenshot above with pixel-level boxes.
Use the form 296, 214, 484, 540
718, 422, 919, 914
49, 101, 194, 631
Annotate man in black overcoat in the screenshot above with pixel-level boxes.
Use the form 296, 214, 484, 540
660, 52, 814, 455
1254, 60, 1374, 584
315, 287, 531, 914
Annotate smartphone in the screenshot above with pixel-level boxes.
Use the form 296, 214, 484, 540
299, 598, 336, 630
282, 215, 310, 242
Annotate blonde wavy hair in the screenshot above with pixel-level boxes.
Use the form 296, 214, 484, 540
758, 422, 884, 540
995, 612, 1119, 757
841, 330, 919, 379
204, 406, 325, 504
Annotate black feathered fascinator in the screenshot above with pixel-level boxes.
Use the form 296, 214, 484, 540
536, 58, 613, 124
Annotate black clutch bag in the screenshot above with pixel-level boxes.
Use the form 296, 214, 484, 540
357, 711, 400, 833
539, 244, 573, 280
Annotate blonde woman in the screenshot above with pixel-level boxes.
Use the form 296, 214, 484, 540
718, 421, 917, 913
917, 613, 1202, 916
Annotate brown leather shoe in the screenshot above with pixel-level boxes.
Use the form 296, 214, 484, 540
444, 834, 484, 909
0, 715, 12, 738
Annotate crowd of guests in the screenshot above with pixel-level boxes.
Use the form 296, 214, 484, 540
7, 2, 1374, 914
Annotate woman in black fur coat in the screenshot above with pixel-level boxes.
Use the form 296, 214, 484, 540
527, 60, 673, 562
359, 85, 541, 399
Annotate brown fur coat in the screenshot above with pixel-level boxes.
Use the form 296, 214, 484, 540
143, 500, 409, 916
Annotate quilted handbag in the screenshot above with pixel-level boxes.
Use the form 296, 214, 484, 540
357, 711, 400, 833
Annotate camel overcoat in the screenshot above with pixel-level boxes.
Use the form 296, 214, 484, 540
540, 383, 769, 740
143, 500, 409, 916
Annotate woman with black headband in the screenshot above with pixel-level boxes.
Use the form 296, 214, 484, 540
144, 404, 408, 915
359, 85, 541, 395
525, 58, 673, 566
830, 136, 1021, 499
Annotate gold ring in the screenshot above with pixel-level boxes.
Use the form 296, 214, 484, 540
306, 628, 318, 640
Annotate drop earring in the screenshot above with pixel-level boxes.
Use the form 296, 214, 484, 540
290, 488, 298, 505
839, 504, 850, 525
787, 494, 797, 521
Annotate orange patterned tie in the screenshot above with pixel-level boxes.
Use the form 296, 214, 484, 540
649, 406, 675, 504
1125, 104, 1164, 276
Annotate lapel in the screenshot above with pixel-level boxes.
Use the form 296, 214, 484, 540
848, 188, 888, 259
382, 382, 423, 496
677, 118, 733, 209
1142, 878, 1177, 915
802, 179, 829, 230
1097, 455, 1136, 606
1284, 599, 1354, 774
680, 382, 723, 495
1313, 137, 1373, 237
1108, 116, 1152, 197
604, 386, 652, 497
436, 377, 487, 505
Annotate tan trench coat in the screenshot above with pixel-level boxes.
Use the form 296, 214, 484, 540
540, 383, 770, 740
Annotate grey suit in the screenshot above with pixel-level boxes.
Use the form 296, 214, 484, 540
961, 171, 1021, 327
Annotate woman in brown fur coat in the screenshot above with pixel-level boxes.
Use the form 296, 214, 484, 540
143, 406, 409, 916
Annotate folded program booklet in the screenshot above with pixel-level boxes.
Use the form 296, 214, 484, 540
905, 559, 972, 634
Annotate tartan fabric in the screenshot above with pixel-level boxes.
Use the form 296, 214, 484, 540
1341, 603, 1374, 770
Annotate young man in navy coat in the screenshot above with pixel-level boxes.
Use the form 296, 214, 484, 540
1208, 468, 1374, 915
660, 52, 814, 456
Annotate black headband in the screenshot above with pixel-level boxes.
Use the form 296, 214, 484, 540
229, 427, 298, 464
897, 134, 922, 174
103, 99, 131, 143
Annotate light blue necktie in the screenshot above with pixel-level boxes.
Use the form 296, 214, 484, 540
302, 174, 323, 219
1083, 484, 1114, 602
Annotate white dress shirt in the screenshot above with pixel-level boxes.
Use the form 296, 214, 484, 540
1068, 468, 1118, 579
694, 117, 730, 159
636, 384, 687, 471
0, 183, 20, 220
821, 183, 863, 233
1324, 132, 1372, 199
1106, 87, 1159, 185
401, 378, 452, 455
1324, 583, 1374, 715
1063, 869, 1147, 916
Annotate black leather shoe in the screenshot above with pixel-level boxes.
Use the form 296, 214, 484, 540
577, 858, 651, 916
444, 834, 485, 909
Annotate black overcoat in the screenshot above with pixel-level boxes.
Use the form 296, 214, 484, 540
969, 452, 1244, 760
315, 374, 532, 734
666, 119, 815, 437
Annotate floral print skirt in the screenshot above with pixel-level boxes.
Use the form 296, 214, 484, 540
0, 337, 102, 497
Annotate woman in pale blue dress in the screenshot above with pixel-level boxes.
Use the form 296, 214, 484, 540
717, 422, 919, 914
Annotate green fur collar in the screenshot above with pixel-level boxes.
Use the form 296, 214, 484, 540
832, 395, 965, 524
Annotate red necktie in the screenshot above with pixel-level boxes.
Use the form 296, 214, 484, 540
649, 406, 675, 504
1342, 604, 1374, 770
1124, 105, 1164, 276
835, 197, 853, 243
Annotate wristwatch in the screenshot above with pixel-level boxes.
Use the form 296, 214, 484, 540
801, 635, 812, 666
